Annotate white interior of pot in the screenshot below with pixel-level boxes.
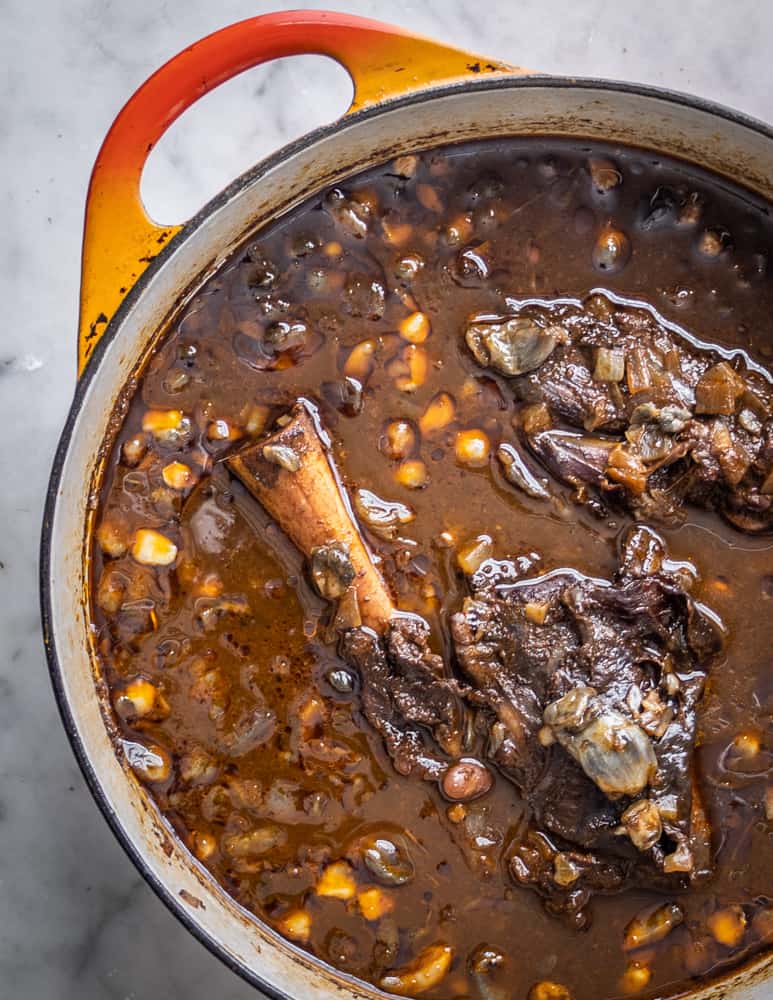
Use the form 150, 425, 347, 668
47, 79, 772, 999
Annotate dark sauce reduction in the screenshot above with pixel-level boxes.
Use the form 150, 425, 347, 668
90, 138, 773, 999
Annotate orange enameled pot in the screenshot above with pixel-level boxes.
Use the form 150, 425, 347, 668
41, 11, 772, 998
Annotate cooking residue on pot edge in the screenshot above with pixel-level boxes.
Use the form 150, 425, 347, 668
90, 139, 772, 999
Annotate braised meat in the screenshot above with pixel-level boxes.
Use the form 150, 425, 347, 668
450, 526, 721, 923
468, 295, 773, 531
342, 617, 464, 780
325, 520, 722, 929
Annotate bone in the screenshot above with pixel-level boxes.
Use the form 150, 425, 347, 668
226, 399, 396, 632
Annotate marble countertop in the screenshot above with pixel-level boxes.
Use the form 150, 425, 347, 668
1, 1, 771, 997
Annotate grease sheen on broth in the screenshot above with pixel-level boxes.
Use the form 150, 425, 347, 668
90, 138, 772, 1000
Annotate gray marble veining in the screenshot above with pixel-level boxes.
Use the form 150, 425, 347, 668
1, 1, 770, 997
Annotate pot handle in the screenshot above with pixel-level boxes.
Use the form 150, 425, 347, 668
78, 10, 520, 373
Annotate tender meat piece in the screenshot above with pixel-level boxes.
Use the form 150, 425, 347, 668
342, 617, 465, 780
521, 344, 629, 432
466, 294, 773, 532
509, 828, 631, 930
452, 573, 574, 794
451, 526, 723, 916
680, 416, 773, 531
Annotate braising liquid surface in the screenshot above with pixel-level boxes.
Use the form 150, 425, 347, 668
91, 139, 772, 999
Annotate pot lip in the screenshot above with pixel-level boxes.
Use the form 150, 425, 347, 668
41, 71, 773, 999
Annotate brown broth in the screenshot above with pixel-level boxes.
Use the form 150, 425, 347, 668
91, 138, 773, 999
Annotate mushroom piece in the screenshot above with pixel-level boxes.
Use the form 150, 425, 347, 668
497, 443, 551, 500
360, 834, 415, 886
441, 758, 493, 802
466, 316, 562, 376
379, 944, 454, 996
543, 688, 658, 799
310, 542, 356, 600
353, 488, 415, 540
468, 944, 510, 1000
624, 902, 684, 951
227, 400, 395, 631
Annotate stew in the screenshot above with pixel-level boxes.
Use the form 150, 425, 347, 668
90, 138, 773, 999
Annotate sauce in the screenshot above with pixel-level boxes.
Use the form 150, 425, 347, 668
91, 139, 772, 999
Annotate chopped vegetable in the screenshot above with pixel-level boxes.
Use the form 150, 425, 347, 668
497, 443, 550, 499
358, 887, 394, 921
626, 347, 652, 394
361, 835, 414, 886
624, 902, 684, 950
419, 392, 456, 434
395, 344, 428, 391
553, 853, 581, 886
594, 347, 626, 382
162, 461, 197, 490
276, 908, 311, 943
592, 225, 631, 273
695, 362, 746, 415
131, 528, 178, 566
588, 158, 622, 193
343, 339, 377, 380
455, 429, 491, 468
395, 459, 428, 489
456, 535, 493, 575
316, 860, 357, 900
114, 678, 161, 720
379, 943, 453, 995
142, 409, 183, 435
606, 444, 649, 495
416, 183, 444, 213
619, 799, 662, 851
96, 516, 130, 557
122, 739, 172, 783
354, 488, 415, 540
382, 420, 417, 460
708, 905, 747, 947
399, 311, 430, 343
620, 960, 651, 994
528, 982, 572, 1000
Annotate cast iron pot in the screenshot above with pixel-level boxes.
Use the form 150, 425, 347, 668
41, 10, 773, 999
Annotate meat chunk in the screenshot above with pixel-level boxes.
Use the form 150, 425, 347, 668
466, 294, 773, 532
450, 526, 723, 919
339, 522, 722, 925
342, 616, 465, 780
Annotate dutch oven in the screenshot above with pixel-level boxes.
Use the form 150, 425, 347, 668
41, 10, 772, 998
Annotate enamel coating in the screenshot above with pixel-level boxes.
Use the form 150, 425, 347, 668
77, 10, 516, 372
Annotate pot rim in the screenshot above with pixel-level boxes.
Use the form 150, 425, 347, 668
41, 72, 773, 999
